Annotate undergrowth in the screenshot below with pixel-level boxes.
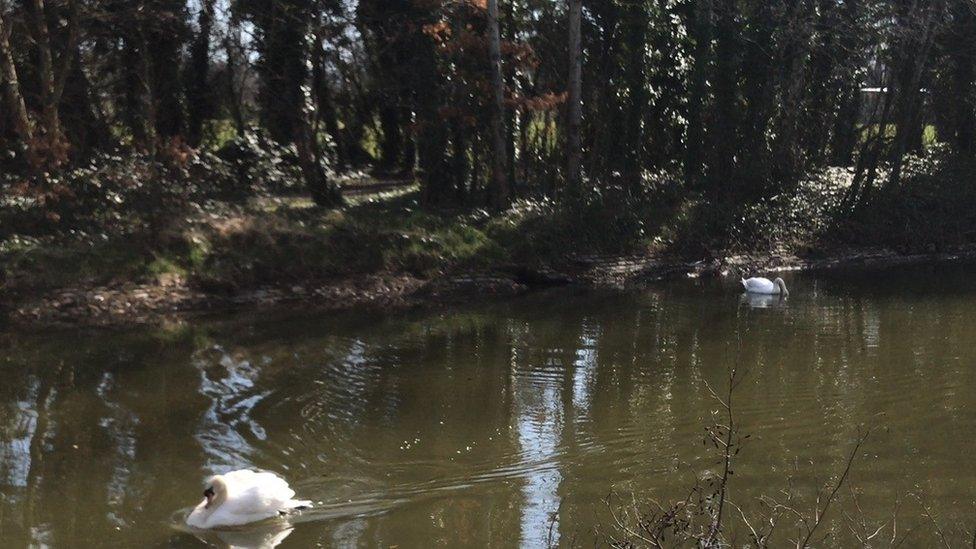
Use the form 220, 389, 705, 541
2, 144, 975, 295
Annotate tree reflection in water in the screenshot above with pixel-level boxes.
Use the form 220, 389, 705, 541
1, 269, 976, 546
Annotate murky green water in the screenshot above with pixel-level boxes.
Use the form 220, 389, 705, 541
3, 265, 976, 547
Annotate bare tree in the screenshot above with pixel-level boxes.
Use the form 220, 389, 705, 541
0, 7, 34, 155
947, 0, 976, 157
186, 0, 216, 147
222, 5, 246, 138
297, 8, 343, 208
685, 0, 712, 188
487, 0, 510, 208
566, 0, 583, 193
27, 0, 79, 164
885, 0, 944, 190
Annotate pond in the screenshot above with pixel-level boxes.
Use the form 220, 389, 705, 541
2, 264, 976, 547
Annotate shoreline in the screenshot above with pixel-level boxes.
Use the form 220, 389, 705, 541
5, 245, 976, 329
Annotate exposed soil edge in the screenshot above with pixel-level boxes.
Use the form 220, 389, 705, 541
5, 245, 976, 329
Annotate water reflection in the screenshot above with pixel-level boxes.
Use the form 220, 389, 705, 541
2, 266, 976, 546
513, 334, 565, 547
194, 346, 270, 468
95, 371, 138, 526
190, 522, 294, 549
0, 375, 39, 489
739, 291, 788, 309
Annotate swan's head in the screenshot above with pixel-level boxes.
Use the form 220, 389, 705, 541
202, 475, 228, 509
774, 277, 789, 296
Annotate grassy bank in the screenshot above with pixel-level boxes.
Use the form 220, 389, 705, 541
2, 144, 976, 325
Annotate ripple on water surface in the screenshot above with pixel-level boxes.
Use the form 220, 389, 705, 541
5, 267, 976, 547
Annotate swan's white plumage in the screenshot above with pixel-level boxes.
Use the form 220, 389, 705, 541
186, 470, 311, 529
741, 277, 788, 295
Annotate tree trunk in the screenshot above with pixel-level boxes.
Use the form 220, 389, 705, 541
27, 0, 78, 164
621, 0, 648, 190
0, 12, 34, 153
451, 119, 469, 202
487, 0, 510, 208
504, 0, 517, 192
30, 0, 62, 146
256, 2, 307, 144
387, 1, 453, 206
566, 0, 583, 193
770, 2, 814, 187
709, 0, 738, 198
360, 0, 416, 175
62, 43, 113, 154
377, 105, 403, 173
135, 23, 158, 153
846, 78, 895, 209
886, 3, 939, 189
829, 84, 860, 166
296, 121, 342, 207
372, 40, 405, 173
223, 13, 245, 138
738, 0, 774, 194
802, 0, 839, 167
312, 28, 349, 171
297, 80, 342, 207
299, 12, 342, 207
148, 0, 187, 140
949, 0, 976, 157
185, 0, 215, 147
829, 0, 863, 166
685, 0, 712, 188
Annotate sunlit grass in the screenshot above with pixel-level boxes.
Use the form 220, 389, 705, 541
859, 124, 938, 147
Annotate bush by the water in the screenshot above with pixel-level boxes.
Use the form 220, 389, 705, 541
3, 138, 976, 298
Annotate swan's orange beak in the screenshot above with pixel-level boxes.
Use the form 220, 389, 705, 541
203, 486, 215, 508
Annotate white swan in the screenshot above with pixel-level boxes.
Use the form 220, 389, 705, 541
186, 470, 311, 529
741, 276, 789, 296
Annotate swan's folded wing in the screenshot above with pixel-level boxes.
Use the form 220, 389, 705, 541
744, 277, 775, 294
220, 471, 299, 523
222, 470, 293, 496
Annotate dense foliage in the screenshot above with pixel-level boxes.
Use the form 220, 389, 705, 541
1, 0, 975, 248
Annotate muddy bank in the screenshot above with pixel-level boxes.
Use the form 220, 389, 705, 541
6, 245, 976, 328
2, 271, 538, 328
3, 275, 422, 328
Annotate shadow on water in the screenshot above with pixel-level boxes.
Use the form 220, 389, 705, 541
3, 262, 976, 546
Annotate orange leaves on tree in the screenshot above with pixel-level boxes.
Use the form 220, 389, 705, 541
423, 20, 452, 43
417, 0, 561, 130
509, 92, 567, 112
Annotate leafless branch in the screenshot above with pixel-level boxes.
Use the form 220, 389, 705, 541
798, 428, 871, 548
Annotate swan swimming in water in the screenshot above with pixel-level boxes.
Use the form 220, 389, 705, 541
741, 276, 789, 296
186, 470, 311, 529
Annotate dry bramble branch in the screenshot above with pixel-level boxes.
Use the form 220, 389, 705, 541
603, 362, 877, 548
